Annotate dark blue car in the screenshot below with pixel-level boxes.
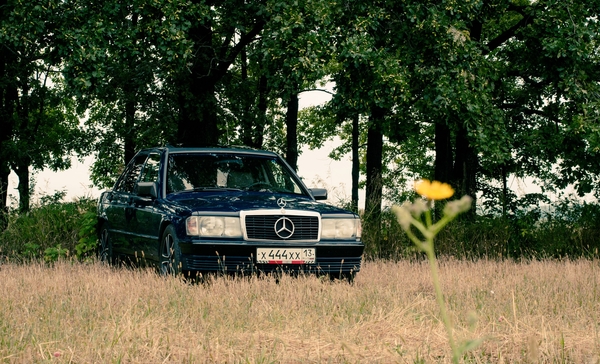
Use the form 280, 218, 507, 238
97, 146, 364, 280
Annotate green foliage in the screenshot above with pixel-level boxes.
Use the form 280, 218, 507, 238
362, 198, 600, 261
61, 0, 191, 183
297, 105, 339, 150
22, 242, 42, 259
44, 244, 69, 262
76, 209, 100, 261
3, 0, 600, 248
0, 198, 98, 262
362, 208, 414, 260
0, 196, 599, 264
312, 0, 600, 215
0, 0, 87, 212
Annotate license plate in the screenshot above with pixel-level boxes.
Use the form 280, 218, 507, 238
256, 248, 316, 264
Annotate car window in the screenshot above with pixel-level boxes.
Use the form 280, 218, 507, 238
140, 153, 161, 183
166, 153, 305, 195
114, 154, 147, 193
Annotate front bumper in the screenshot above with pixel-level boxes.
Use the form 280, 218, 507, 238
179, 241, 364, 275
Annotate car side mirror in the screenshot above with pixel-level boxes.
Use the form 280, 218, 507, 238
309, 188, 328, 200
137, 181, 158, 199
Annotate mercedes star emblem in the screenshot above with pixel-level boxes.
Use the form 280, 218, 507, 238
277, 198, 287, 208
274, 217, 295, 239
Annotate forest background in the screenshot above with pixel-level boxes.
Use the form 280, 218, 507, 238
2, 0, 600, 260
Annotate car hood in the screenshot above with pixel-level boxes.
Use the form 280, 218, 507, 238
165, 191, 353, 215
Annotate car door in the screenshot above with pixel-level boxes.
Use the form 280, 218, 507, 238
105, 152, 148, 258
132, 152, 162, 262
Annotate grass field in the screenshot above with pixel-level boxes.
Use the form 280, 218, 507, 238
0, 258, 598, 363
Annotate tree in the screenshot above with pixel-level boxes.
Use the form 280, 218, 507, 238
489, 0, 600, 202
173, 0, 268, 148
363, 0, 600, 216
296, 0, 600, 222
257, 0, 334, 170
62, 0, 193, 187
63, 0, 291, 185
6, 0, 597, 220
325, 0, 415, 223
0, 0, 17, 220
0, 0, 83, 213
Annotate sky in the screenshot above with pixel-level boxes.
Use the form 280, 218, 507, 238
5, 87, 365, 209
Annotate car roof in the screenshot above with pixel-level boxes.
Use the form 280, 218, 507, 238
139, 146, 279, 157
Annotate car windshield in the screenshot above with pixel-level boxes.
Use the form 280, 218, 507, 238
166, 153, 305, 195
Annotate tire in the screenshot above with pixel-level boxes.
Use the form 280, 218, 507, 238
98, 223, 114, 265
159, 225, 182, 275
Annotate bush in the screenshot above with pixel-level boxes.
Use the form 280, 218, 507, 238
0, 197, 98, 262
361, 200, 600, 261
1, 196, 599, 263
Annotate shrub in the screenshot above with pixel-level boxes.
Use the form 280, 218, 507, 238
1, 195, 599, 263
361, 200, 600, 261
0, 197, 97, 262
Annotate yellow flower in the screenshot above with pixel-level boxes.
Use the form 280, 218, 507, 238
414, 179, 454, 200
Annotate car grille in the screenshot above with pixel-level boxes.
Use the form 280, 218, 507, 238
245, 215, 319, 241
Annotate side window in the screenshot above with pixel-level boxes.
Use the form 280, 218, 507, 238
140, 153, 161, 183
114, 154, 147, 193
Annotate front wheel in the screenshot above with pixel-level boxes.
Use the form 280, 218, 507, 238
98, 223, 114, 265
159, 225, 182, 275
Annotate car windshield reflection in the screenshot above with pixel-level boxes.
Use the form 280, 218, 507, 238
166, 153, 305, 195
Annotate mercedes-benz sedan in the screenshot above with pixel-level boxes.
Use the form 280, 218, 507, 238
97, 146, 364, 280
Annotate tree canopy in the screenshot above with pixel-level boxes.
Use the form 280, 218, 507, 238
1, 0, 600, 221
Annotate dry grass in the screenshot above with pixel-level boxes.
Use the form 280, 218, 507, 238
0, 258, 598, 363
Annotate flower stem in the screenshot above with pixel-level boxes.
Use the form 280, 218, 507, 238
423, 240, 460, 364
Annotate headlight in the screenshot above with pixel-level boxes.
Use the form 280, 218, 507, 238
321, 218, 361, 239
186, 216, 242, 237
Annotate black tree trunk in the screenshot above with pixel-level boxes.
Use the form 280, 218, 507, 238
365, 106, 385, 224
351, 113, 360, 213
285, 92, 299, 171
